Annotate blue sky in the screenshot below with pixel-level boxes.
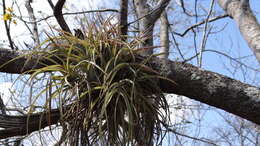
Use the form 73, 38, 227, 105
0, 0, 259, 145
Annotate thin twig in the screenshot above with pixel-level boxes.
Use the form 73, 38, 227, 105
164, 125, 218, 146
14, 1, 33, 36
198, 0, 215, 67
184, 49, 260, 72
178, 0, 195, 17
169, 26, 185, 61
128, 0, 170, 26
172, 14, 229, 37
2, 0, 16, 50
16, 9, 118, 24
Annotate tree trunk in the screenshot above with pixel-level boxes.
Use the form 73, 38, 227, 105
159, 10, 169, 59
218, 0, 260, 63
134, 0, 171, 55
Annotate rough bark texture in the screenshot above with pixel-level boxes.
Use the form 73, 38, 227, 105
149, 57, 260, 125
0, 109, 60, 139
0, 48, 50, 74
134, 0, 170, 55
119, 0, 129, 39
0, 48, 259, 139
218, 0, 260, 63
134, 0, 154, 55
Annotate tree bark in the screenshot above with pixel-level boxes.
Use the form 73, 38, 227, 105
54, 0, 71, 34
159, 10, 169, 59
0, 109, 60, 139
134, 0, 171, 55
0, 48, 51, 74
25, 0, 40, 46
119, 0, 129, 39
218, 0, 260, 63
0, 48, 259, 139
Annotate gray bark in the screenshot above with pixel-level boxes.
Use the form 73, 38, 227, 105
134, 0, 171, 55
0, 48, 259, 139
159, 10, 169, 59
218, 0, 260, 63
0, 109, 60, 139
0, 48, 48, 74
119, 0, 129, 38
25, 0, 40, 46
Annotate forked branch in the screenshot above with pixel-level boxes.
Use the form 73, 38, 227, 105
54, 0, 71, 34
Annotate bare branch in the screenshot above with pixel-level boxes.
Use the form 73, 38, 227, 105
0, 48, 54, 74
54, 0, 71, 34
164, 125, 217, 146
0, 109, 60, 139
198, 0, 215, 67
218, 0, 260, 63
17, 9, 118, 24
0, 95, 6, 115
47, 0, 55, 10
150, 0, 171, 22
0, 48, 259, 130
159, 10, 169, 59
133, 0, 171, 55
2, 0, 16, 50
172, 14, 229, 37
119, 0, 129, 40
25, 0, 40, 46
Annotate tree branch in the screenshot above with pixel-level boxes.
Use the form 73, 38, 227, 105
18, 9, 118, 24
172, 14, 229, 37
0, 48, 259, 139
54, 0, 71, 34
25, 0, 40, 46
148, 56, 260, 125
2, 0, 16, 50
119, 0, 128, 39
150, 0, 171, 23
0, 109, 60, 139
47, 0, 55, 10
218, 0, 260, 63
159, 10, 169, 59
0, 48, 50, 74
133, 0, 171, 55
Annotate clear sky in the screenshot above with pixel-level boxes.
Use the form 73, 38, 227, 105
0, 0, 259, 145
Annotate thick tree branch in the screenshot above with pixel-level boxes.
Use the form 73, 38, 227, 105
133, 0, 171, 55
159, 10, 169, 59
0, 109, 60, 139
0, 48, 259, 139
0, 48, 49, 74
47, 0, 55, 10
150, 0, 171, 23
0, 95, 6, 115
218, 0, 260, 63
54, 0, 71, 34
148, 56, 260, 125
119, 0, 129, 39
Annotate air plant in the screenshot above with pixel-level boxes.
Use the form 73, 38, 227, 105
28, 17, 171, 146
